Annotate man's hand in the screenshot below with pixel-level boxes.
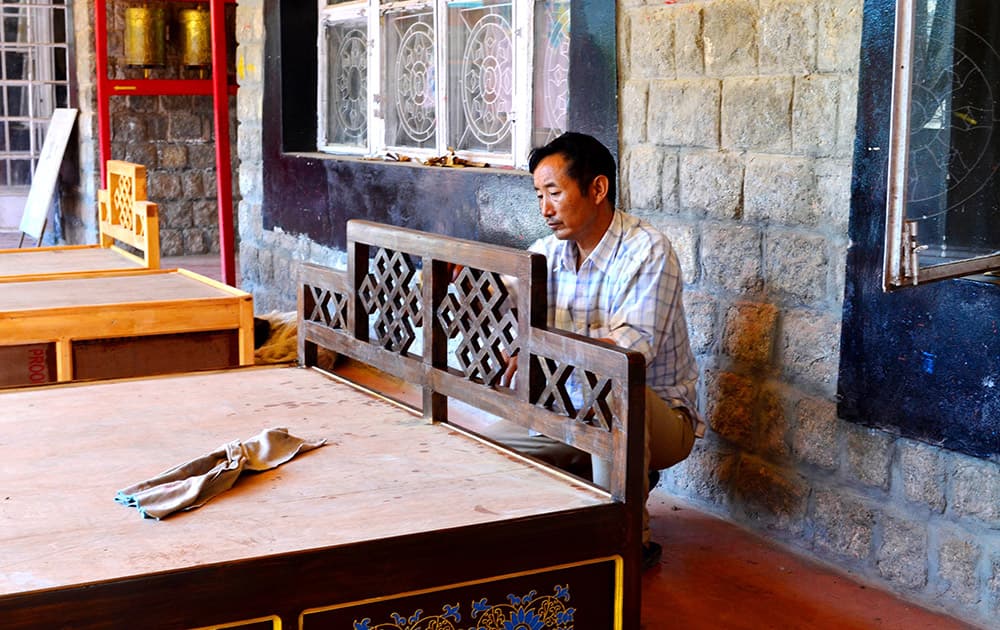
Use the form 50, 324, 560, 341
445, 262, 464, 282
500, 350, 519, 388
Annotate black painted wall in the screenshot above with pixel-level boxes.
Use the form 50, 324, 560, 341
263, 0, 618, 251
838, 0, 1000, 457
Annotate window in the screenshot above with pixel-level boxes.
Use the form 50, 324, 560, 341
0, 0, 72, 225
884, 0, 1000, 288
317, 0, 569, 168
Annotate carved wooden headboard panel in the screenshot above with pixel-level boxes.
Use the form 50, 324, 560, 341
98, 160, 160, 268
298, 220, 646, 507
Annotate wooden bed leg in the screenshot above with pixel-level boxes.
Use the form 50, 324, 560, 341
237, 296, 255, 366
55, 340, 73, 381
423, 388, 447, 424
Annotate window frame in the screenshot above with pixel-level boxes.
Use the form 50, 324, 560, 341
316, 0, 540, 168
883, 0, 1000, 289
0, 0, 74, 192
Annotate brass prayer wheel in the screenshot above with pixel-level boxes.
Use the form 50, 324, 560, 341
123, 6, 167, 68
179, 7, 212, 68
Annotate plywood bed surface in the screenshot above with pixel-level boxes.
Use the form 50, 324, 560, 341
0, 270, 231, 311
0, 366, 607, 598
0, 247, 141, 278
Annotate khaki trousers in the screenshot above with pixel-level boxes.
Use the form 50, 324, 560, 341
482, 387, 695, 543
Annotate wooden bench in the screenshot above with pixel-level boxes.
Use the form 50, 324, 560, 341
0, 160, 160, 282
0, 220, 645, 629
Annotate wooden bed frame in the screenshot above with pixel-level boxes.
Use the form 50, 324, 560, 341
0, 160, 160, 282
0, 220, 645, 629
0, 268, 254, 387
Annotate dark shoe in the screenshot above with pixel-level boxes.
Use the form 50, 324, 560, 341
642, 541, 662, 571
648, 468, 661, 490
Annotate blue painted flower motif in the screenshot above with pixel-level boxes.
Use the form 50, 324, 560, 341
354, 619, 373, 630
472, 597, 490, 616
442, 602, 461, 621
507, 589, 536, 606
503, 608, 544, 630
554, 584, 570, 601
556, 607, 576, 624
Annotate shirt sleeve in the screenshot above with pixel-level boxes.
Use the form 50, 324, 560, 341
603, 240, 684, 367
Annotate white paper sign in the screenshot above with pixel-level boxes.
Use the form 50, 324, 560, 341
19, 108, 79, 240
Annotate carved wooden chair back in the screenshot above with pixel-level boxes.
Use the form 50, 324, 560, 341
97, 160, 160, 268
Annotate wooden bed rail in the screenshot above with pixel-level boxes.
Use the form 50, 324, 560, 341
298, 220, 646, 509
97, 160, 160, 268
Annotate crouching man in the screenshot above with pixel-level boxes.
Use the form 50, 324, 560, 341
494, 132, 705, 571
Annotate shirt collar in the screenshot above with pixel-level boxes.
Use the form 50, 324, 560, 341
558, 210, 622, 274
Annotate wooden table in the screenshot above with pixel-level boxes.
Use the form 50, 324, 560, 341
0, 268, 253, 387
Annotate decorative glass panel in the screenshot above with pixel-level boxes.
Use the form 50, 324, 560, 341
447, 0, 513, 154
317, 0, 568, 165
384, 7, 436, 150
532, 0, 569, 147
885, 0, 1000, 287
907, 2, 1000, 261
324, 18, 368, 148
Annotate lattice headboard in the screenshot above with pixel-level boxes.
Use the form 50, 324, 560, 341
98, 160, 160, 268
298, 220, 646, 507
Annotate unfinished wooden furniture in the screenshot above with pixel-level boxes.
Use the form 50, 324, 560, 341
0, 160, 160, 282
0, 220, 645, 629
0, 268, 253, 387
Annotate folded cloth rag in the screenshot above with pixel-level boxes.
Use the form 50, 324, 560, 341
115, 427, 326, 520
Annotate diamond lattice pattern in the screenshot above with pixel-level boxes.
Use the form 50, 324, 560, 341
359, 248, 423, 353
112, 174, 135, 232
437, 266, 517, 385
305, 284, 348, 330
532, 355, 616, 431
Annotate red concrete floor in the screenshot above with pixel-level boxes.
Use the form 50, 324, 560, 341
642, 491, 977, 630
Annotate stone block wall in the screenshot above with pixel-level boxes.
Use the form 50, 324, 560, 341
233, 0, 344, 311
108, 95, 233, 256
620, 0, 999, 626
232, 0, 1000, 625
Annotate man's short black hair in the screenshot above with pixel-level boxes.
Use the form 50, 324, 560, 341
528, 132, 616, 205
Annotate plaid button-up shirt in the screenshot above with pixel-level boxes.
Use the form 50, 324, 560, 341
530, 210, 704, 436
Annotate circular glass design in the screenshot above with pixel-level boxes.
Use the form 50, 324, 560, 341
461, 14, 513, 146
542, 7, 570, 132
335, 28, 368, 138
908, 23, 998, 214
395, 21, 436, 143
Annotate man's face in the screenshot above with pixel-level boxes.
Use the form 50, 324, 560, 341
533, 153, 607, 249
